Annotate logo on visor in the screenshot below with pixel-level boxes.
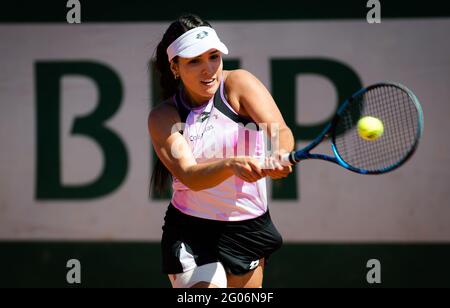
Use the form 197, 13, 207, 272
196, 31, 209, 40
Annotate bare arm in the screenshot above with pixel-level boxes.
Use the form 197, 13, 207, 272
226, 70, 295, 178
148, 102, 264, 191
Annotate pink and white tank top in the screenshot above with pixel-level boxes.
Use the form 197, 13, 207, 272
171, 78, 268, 221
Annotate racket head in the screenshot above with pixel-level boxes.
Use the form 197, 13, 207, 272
331, 82, 424, 174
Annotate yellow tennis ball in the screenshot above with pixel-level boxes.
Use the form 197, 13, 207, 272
357, 116, 384, 141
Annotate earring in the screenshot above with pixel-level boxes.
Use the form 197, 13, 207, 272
174, 73, 179, 80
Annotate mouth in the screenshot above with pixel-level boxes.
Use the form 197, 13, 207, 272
200, 78, 216, 86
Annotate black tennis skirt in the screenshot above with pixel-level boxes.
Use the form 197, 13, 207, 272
161, 203, 283, 275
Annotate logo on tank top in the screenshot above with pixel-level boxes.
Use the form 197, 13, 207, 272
249, 260, 260, 270
197, 111, 210, 123
189, 125, 214, 141
190, 111, 217, 141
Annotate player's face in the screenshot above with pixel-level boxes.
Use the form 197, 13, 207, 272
175, 49, 223, 105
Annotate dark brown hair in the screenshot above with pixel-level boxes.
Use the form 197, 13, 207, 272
150, 14, 212, 197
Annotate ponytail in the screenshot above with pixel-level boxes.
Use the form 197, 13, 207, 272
150, 14, 212, 197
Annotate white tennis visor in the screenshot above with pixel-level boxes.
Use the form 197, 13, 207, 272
166, 26, 229, 62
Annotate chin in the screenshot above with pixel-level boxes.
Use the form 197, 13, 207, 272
206, 83, 220, 95
195, 80, 220, 100
206, 88, 218, 97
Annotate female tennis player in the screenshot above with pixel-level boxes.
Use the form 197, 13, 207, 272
148, 14, 295, 288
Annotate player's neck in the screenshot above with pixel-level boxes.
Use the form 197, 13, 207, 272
181, 88, 211, 110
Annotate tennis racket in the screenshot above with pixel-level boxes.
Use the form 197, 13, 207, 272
279, 82, 424, 174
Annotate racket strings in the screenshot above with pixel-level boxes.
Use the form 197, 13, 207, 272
334, 84, 420, 172
356, 86, 417, 170
354, 86, 417, 170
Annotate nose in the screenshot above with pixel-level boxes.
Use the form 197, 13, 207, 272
201, 61, 215, 76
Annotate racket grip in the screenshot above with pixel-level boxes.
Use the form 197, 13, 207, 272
257, 153, 293, 169
280, 153, 293, 166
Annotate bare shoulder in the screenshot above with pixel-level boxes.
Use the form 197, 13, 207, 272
147, 98, 181, 139
149, 97, 177, 117
225, 69, 259, 88
224, 69, 265, 98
